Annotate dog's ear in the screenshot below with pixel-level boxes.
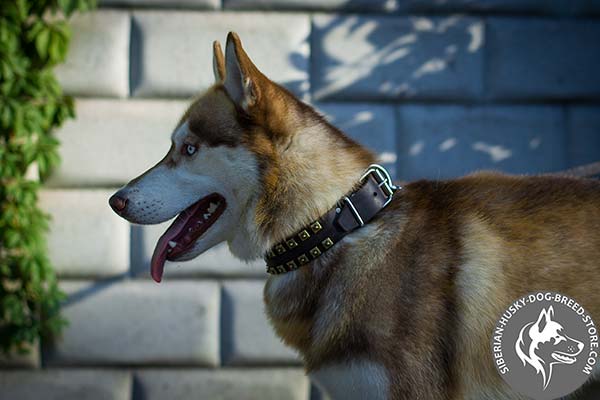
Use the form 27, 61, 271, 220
535, 307, 550, 333
223, 31, 261, 112
212, 40, 225, 83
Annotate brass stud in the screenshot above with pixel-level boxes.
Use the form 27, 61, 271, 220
269, 266, 281, 274
322, 237, 334, 248
310, 247, 322, 258
286, 260, 298, 270
299, 230, 311, 241
286, 238, 298, 249
298, 254, 310, 264
276, 265, 286, 274
275, 244, 286, 254
310, 221, 323, 233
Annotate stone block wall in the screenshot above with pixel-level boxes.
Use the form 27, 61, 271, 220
1, 1, 599, 399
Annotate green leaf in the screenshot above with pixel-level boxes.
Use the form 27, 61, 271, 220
58, 0, 77, 17
26, 21, 45, 43
48, 33, 61, 64
1, 101, 12, 129
16, 0, 29, 20
35, 28, 50, 60
13, 105, 24, 137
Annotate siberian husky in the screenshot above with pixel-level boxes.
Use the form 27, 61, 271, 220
110, 32, 600, 399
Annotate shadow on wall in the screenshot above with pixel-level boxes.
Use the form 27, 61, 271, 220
309, 13, 487, 181
312, 13, 484, 100
310, 12, 596, 181
286, 45, 311, 101
395, 105, 568, 181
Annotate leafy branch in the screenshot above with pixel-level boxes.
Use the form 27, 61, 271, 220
0, 0, 95, 355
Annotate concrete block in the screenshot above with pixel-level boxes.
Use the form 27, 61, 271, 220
39, 190, 130, 278
132, 224, 265, 279
399, 0, 589, 14
315, 103, 397, 179
46, 99, 188, 187
55, 10, 130, 98
131, 11, 310, 99
101, 0, 219, 8
46, 281, 220, 366
225, 0, 592, 14
487, 18, 600, 99
134, 368, 309, 400
224, 0, 394, 11
395, 105, 567, 181
0, 369, 131, 400
567, 106, 600, 167
221, 280, 300, 365
312, 15, 484, 101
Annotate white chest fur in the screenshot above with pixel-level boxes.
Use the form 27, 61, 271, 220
310, 359, 390, 400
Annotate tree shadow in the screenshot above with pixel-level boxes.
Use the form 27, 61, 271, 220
312, 13, 484, 101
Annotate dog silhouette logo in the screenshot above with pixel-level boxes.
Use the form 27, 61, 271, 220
515, 306, 584, 390
491, 292, 598, 399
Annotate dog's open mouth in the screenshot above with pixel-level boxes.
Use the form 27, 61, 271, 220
552, 351, 577, 364
150, 193, 226, 282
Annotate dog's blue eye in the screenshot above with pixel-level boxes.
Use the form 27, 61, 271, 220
184, 144, 197, 156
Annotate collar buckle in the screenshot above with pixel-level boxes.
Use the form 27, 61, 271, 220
360, 164, 399, 207
340, 164, 397, 228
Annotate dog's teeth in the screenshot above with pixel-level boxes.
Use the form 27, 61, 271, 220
168, 241, 177, 248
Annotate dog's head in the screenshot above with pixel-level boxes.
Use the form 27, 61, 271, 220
515, 306, 584, 388
109, 34, 273, 282
109, 32, 374, 282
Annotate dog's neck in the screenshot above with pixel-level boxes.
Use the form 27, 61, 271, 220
257, 102, 376, 249
228, 99, 376, 260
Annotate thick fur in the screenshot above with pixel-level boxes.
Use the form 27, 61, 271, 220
265, 172, 600, 399
112, 33, 600, 399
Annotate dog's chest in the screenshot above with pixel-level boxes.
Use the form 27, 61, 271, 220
264, 223, 391, 352
263, 270, 318, 353
264, 224, 396, 399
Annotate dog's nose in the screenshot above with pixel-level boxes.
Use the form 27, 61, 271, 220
109, 193, 128, 213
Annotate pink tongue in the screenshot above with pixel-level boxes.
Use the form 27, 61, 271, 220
151, 228, 178, 283
150, 206, 199, 283
150, 231, 170, 283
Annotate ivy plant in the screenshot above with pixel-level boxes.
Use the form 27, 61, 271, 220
0, 0, 95, 355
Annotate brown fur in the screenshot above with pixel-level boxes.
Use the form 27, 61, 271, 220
178, 33, 600, 399
265, 174, 600, 399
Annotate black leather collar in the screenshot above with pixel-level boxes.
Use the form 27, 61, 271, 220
264, 165, 399, 274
